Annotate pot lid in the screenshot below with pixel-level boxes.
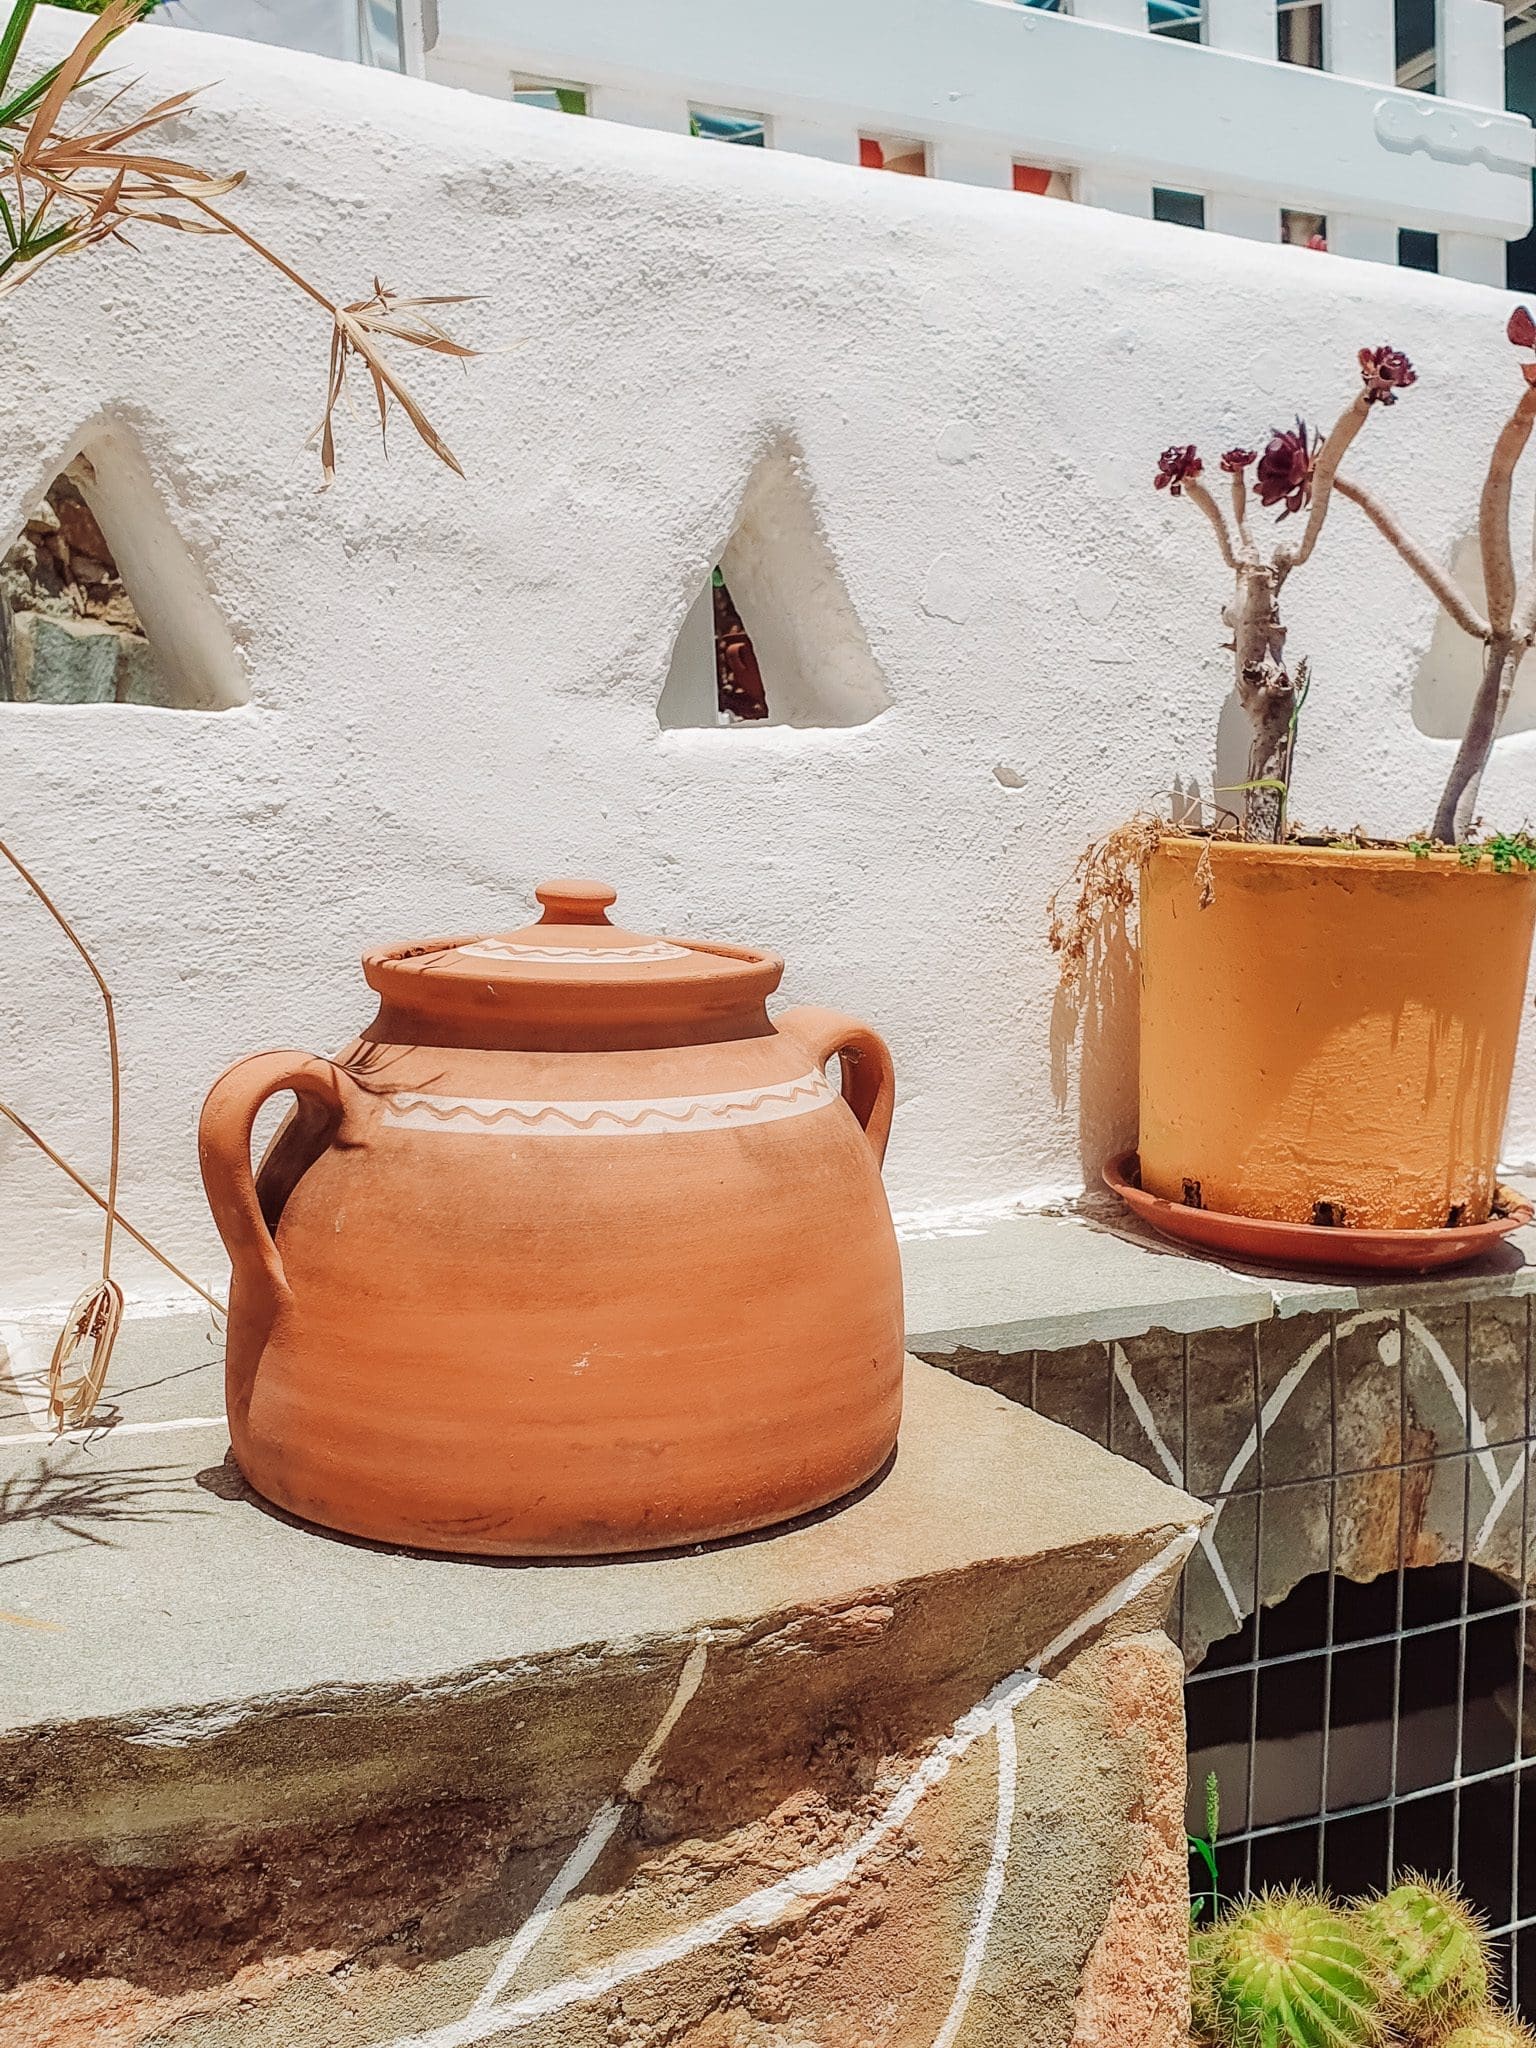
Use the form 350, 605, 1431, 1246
362, 880, 785, 1049
423, 881, 750, 980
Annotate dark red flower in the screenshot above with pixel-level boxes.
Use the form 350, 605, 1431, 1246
1254, 418, 1317, 518
1220, 447, 1257, 473
1155, 444, 1203, 495
1509, 305, 1536, 349
1358, 345, 1416, 406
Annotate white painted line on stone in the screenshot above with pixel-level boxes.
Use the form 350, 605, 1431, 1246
1474, 1439, 1536, 1556
1397, 1314, 1503, 1499
1167, 1304, 1531, 1643
929, 1708, 1017, 2048
1112, 1344, 1245, 1626
1204, 1310, 1509, 1567
0, 1414, 227, 1449
375, 1528, 1199, 2048
468, 1638, 709, 2017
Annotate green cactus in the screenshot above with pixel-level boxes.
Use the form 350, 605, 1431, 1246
1433, 2016, 1536, 2048
1194, 1890, 1388, 2048
1356, 1877, 1492, 2028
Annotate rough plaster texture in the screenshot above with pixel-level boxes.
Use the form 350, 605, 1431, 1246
0, 1349, 1203, 2047
2, 15, 1535, 1312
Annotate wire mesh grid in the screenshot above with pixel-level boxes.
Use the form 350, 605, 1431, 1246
990, 1298, 1536, 2013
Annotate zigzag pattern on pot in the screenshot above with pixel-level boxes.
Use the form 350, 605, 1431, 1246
379, 1070, 838, 1137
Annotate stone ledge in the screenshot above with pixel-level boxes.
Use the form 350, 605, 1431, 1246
0, 1348, 1200, 1765
0, 1345, 1205, 2048
901, 1186, 1536, 1357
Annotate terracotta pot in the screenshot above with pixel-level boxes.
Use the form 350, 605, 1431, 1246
1138, 838, 1536, 1231
199, 881, 903, 1556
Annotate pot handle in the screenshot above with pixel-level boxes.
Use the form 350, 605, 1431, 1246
777, 1007, 895, 1168
198, 1051, 351, 1309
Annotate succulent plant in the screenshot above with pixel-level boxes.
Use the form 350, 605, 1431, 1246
1357, 1877, 1492, 2028
1434, 2016, 1536, 2048
1194, 1889, 1388, 2048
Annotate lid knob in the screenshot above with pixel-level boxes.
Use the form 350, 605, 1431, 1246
534, 878, 617, 927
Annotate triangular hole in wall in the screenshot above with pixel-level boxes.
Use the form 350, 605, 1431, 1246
1412, 529, 1536, 741
0, 421, 245, 710
658, 441, 892, 730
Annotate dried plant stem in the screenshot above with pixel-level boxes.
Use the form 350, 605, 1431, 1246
0, 1098, 224, 1312
0, 837, 118, 1283
184, 191, 336, 315
1048, 814, 1167, 998
0, 835, 126, 1426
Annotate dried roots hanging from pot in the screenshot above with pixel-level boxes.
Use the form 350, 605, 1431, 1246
1047, 813, 1171, 1001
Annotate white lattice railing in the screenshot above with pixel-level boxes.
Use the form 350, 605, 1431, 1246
413, 0, 1534, 284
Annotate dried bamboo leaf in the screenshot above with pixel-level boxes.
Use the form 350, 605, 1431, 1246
351, 313, 478, 357
20, 0, 140, 170
51, 86, 203, 155
115, 206, 225, 233
342, 313, 465, 474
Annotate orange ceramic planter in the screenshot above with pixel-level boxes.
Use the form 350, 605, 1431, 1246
1138, 839, 1536, 1231
199, 882, 904, 1556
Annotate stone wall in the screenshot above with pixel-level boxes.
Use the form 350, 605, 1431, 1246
0, 469, 173, 707
927, 1294, 1536, 1673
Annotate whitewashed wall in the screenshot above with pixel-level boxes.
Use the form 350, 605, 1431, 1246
1, 11, 1534, 1311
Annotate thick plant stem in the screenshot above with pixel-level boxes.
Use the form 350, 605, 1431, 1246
1225, 560, 1293, 839
1480, 386, 1536, 634
1433, 632, 1521, 841
1285, 394, 1368, 571
1242, 681, 1295, 841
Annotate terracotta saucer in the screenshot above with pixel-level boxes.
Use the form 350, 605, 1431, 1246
1102, 1152, 1534, 1276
